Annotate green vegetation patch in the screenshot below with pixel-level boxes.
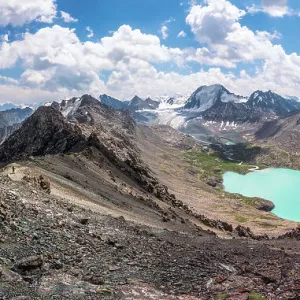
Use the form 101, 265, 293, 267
183, 150, 252, 181
160, 169, 170, 175
215, 292, 265, 300
215, 294, 229, 300
223, 192, 261, 205
235, 215, 248, 223
183, 149, 267, 207
249, 292, 266, 300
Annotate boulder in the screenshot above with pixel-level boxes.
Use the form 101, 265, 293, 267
14, 255, 43, 272
255, 198, 275, 212
206, 177, 222, 188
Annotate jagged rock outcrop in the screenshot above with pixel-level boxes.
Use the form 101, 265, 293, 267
23, 174, 51, 194
99, 94, 159, 112
0, 123, 20, 144
255, 110, 300, 153
0, 106, 85, 162
235, 225, 268, 240
202, 89, 300, 124
71, 96, 173, 202
278, 228, 300, 240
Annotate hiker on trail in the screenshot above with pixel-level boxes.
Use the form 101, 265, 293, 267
12, 166, 15, 174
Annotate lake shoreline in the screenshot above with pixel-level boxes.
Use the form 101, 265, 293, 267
223, 168, 300, 222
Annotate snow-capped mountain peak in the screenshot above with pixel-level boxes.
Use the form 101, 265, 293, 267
183, 84, 246, 111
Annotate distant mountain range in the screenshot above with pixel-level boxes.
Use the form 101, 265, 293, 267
0, 102, 46, 111
0, 107, 33, 144
98, 84, 300, 121
0, 103, 22, 111
97, 84, 300, 144
1, 84, 300, 146
99, 94, 160, 111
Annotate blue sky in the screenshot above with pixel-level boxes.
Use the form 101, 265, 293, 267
0, 0, 300, 104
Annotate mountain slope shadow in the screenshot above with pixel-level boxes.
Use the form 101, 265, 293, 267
255, 119, 282, 140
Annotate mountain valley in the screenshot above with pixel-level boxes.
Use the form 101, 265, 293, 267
3, 0, 300, 298
0, 90, 300, 299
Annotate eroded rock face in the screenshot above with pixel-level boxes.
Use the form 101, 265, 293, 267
0, 266, 24, 283
0, 123, 20, 145
235, 225, 268, 240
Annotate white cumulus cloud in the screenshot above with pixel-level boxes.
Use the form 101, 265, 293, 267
186, 0, 282, 66
186, 0, 246, 45
261, 0, 290, 17
0, 25, 182, 96
0, 0, 57, 27
248, 0, 298, 17
0, 0, 300, 103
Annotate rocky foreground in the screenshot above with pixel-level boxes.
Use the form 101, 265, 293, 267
0, 172, 300, 300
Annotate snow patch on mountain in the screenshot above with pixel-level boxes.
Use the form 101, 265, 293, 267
154, 94, 189, 109
60, 97, 82, 118
184, 84, 247, 111
154, 109, 187, 129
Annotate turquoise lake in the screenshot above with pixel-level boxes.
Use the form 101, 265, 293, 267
223, 168, 300, 222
